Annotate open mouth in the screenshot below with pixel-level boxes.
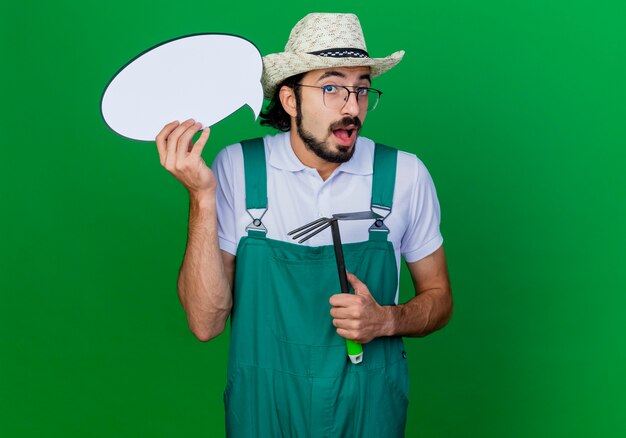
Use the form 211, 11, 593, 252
332, 127, 357, 145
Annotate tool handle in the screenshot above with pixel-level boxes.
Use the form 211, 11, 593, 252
330, 220, 364, 365
338, 253, 364, 364
346, 339, 363, 364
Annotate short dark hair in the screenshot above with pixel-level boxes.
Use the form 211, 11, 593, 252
259, 73, 304, 132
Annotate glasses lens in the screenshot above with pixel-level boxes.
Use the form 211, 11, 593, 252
321, 87, 381, 112
322, 86, 349, 110
367, 90, 380, 112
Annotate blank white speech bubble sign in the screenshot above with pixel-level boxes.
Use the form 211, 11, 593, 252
101, 34, 263, 142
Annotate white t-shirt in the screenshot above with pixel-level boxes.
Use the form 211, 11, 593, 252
212, 132, 443, 292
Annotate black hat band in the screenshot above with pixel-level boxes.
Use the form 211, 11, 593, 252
308, 48, 369, 58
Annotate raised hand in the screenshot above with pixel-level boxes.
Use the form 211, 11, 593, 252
155, 119, 214, 195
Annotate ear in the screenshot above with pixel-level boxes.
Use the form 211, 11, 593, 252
279, 85, 298, 118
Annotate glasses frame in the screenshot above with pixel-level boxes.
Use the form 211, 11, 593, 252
294, 84, 383, 112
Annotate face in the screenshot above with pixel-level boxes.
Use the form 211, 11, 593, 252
294, 66, 371, 163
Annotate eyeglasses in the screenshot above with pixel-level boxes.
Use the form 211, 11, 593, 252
295, 84, 383, 112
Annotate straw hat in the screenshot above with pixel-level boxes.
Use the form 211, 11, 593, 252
261, 13, 405, 99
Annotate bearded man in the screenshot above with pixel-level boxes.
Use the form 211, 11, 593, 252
156, 12, 452, 437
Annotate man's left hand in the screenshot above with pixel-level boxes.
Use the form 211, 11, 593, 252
329, 272, 391, 344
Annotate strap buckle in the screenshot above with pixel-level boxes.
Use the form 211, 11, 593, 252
368, 204, 391, 232
245, 208, 268, 233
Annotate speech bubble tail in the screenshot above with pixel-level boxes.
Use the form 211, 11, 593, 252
247, 84, 264, 121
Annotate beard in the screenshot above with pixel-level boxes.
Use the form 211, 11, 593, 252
295, 107, 362, 164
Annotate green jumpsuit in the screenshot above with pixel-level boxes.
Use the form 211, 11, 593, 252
224, 138, 409, 437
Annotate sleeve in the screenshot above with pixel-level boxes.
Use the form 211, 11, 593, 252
211, 146, 239, 256
400, 155, 444, 263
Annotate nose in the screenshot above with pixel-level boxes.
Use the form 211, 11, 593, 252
341, 90, 361, 116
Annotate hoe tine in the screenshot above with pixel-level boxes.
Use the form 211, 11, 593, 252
294, 220, 333, 243
288, 217, 328, 236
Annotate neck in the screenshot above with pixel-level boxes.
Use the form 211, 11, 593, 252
289, 129, 340, 181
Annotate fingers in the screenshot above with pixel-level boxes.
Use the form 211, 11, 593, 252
176, 121, 203, 162
332, 317, 361, 331
328, 273, 372, 308
329, 293, 365, 321
190, 127, 210, 156
335, 328, 354, 340
330, 274, 380, 344
164, 119, 196, 167
329, 293, 356, 307
330, 304, 362, 320
335, 327, 364, 343
346, 272, 372, 296
333, 312, 372, 344
155, 120, 179, 165
156, 119, 209, 170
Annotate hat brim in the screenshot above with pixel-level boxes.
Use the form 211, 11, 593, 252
261, 50, 405, 99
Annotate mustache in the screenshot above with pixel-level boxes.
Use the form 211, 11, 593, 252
329, 116, 362, 132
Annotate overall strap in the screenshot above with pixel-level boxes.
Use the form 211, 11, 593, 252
369, 143, 398, 241
241, 138, 267, 209
240, 138, 268, 236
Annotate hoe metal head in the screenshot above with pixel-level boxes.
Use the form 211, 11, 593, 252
288, 211, 381, 243
288, 211, 382, 295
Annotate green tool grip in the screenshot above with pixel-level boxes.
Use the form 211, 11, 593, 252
346, 339, 363, 364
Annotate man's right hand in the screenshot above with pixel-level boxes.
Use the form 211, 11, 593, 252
156, 119, 214, 195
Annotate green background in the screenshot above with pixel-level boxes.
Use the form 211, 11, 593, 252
1, 0, 625, 436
